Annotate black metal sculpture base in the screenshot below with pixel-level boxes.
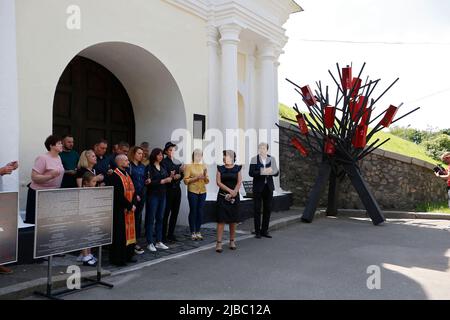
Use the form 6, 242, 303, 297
301, 162, 385, 226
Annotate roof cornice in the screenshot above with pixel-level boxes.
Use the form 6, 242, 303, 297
164, 0, 302, 47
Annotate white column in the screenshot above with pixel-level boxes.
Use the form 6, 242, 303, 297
207, 24, 220, 131
258, 41, 277, 132
0, 0, 20, 192
246, 53, 256, 132
258, 42, 283, 193
273, 57, 282, 193
206, 24, 220, 199
219, 23, 241, 150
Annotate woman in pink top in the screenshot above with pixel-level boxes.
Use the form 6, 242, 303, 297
24, 135, 65, 224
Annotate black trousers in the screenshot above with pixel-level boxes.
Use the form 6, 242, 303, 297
135, 197, 145, 240
253, 184, 274, 235
25, 186, 36, 224
109, 243, 135, 267
163, 186, 182, 239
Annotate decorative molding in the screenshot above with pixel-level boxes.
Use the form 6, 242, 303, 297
212, 2, 289, 49
206, 24, 219, 47
165, 0, 302, 21
257, 41, 278, 61
164, 0, 210, 20
165, 0, 300, 48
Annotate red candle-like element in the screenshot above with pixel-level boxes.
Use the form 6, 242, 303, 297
360, 106, 372, 126
349, 96, 368, 122
324, 137, 336, 155
350, 77, 362, 99
379, 105, 399, 128
300, 85, 317, 107
291, 137, 309, 157
296, 114, 309, 135
324, 105, 336, 129
342, 66, 352, 90
352, 124, 368, 149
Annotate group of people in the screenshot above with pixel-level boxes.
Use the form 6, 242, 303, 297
17, 134, 279, 267
3, 133, 450, 273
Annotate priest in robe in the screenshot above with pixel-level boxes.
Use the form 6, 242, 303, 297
108, 154, 137, 266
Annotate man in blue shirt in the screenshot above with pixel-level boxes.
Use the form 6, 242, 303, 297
93, 139, 110, 178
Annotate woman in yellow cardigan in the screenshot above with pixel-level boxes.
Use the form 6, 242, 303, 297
183, 149, 210, 240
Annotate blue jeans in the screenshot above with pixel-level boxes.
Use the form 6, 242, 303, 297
188, 192, 207, 233
146, 192, 166, 244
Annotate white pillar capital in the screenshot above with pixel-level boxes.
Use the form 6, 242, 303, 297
206, 24, 219, 48
219, 23, 242, 46
258, 41, 277, 60
258, 41, 284, 64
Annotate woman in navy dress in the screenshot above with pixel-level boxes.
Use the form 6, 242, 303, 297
215, 150, 242, 253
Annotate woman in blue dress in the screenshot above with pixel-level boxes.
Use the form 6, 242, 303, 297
127, 146, 147, 255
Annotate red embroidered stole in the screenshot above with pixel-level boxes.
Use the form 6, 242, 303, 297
114, 168, 136, 246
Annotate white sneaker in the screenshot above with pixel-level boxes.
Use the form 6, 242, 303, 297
196, 232, 204, 240
147, 244, 157, 252
155, 242, 169, 250
79, 254, 93, 262
191, 233, 198, 241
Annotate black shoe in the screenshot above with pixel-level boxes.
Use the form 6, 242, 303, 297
261, 233, 272, 239
134, 245, 145, 255
127, 257, 138, 263
167, 235, 178, 242
255, 233, 262, 239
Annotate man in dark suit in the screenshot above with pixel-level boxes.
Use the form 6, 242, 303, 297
249, 143, 279, 239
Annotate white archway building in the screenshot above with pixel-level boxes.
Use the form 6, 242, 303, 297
0, 0, 302, 225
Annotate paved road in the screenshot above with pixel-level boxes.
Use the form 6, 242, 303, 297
57, 217, 450, 300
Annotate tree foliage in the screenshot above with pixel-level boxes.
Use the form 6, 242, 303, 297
422, 134, 450, 161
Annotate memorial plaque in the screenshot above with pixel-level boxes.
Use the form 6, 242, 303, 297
34, 187, 113, 259
0, 192, 19, 265
243, 181, 254, 198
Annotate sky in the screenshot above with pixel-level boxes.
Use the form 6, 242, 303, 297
279, 0, 450, 130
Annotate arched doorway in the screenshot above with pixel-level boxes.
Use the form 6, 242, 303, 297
49, 41, 189, 225
53, 56, 135, 153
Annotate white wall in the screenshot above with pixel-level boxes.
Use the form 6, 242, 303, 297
15, 0, 209, 220
0, 0, 19, 192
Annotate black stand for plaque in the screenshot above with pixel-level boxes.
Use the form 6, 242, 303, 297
34, 246, 113, 300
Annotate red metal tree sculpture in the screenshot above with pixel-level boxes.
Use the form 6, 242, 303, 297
278, 63, 420, 225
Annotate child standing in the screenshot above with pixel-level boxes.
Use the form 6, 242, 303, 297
76, 172, 98, 266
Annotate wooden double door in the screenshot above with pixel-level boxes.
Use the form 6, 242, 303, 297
53, 56, 135, 153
